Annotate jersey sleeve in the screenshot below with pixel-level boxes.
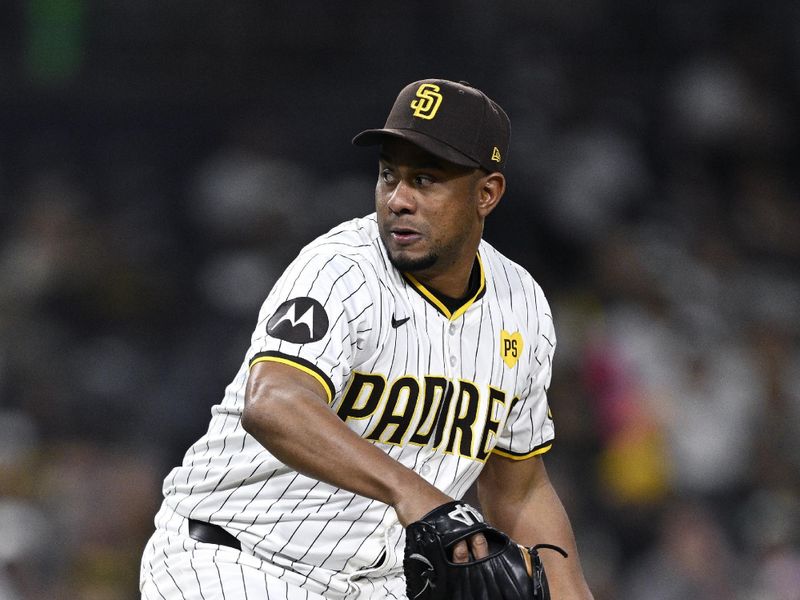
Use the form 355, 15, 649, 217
246, 248, 375, 403
492, 282, 556, 459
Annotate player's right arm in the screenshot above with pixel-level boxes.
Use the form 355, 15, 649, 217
242, 360, 451, 527
240, 237, 484, 558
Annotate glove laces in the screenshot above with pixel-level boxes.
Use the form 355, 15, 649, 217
531, 543, 569, 558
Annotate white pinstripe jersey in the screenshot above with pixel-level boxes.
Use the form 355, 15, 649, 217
160, 213, 556, 598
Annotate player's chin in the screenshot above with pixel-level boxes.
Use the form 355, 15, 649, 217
387, 249, 438, 273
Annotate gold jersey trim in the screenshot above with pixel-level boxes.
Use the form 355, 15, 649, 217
402, 253, 486, 320
249, 351, 335, 404
491, 441, 553, 461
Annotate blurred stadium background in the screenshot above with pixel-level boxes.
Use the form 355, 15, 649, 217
1, 1, 799, 598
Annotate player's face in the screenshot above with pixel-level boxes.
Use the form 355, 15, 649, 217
375, 138, 488, 293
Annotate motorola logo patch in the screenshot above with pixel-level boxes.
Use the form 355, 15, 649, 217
267, 297, 328, 343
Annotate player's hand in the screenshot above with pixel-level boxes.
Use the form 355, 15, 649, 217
451, 532, 490, 562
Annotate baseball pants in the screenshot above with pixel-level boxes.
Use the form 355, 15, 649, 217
140, 505, 407, 600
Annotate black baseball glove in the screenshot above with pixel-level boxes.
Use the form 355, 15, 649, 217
403, 501, 567, 600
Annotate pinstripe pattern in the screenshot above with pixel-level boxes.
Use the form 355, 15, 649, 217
141, 505, 329, 599
142, 214, 556, 599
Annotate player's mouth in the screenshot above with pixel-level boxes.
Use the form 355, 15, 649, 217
390, 227, 422, 245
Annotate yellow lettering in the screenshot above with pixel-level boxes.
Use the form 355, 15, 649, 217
477, 387, 507, 461
365, 376, 419, 445
338, 371, 515, 462
445, 381, 479, 457
409, 376, 448, 446
337, 372, 386, 421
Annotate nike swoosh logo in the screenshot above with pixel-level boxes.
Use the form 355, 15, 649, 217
391, 315, 410, 328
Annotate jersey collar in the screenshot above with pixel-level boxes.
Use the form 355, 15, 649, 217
402, 253, 486, 321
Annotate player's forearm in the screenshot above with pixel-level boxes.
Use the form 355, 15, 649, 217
511, 484, 592, 599
242, 362, 451, 525
478, 461, 594, 599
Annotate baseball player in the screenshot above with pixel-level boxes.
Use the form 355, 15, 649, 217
140, 79, 593, 599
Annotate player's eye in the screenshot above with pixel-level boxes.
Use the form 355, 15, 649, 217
380, 168, 396, 184
414, 174, 434, 187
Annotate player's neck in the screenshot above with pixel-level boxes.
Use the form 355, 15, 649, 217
411, 255, 481, 306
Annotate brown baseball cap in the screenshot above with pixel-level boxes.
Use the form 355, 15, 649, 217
352, 79, 510, 172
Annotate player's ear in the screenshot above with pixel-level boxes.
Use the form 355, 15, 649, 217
476, 172, 505, 218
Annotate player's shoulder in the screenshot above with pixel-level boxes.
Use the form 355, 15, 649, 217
480, 239, 556, 353
302, 214, 380, 257
480, 239, 554, 324
287, 213, 386, 283
479, 239, 544, 297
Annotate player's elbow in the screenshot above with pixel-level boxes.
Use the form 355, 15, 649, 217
242, 362, 282, 435
240, 399, 262, 437
242, 360, 332, 448
241, 373, 300, 443
241, 378, 277, 440
241, 390, 286, 443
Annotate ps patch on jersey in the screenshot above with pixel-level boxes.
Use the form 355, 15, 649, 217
500, 330, 523, 368
267, 297, 329, 343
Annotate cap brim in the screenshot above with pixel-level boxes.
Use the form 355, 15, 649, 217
352, 128, 480, 169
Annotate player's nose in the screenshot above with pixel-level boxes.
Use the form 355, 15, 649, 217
386, 180, 416, 214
